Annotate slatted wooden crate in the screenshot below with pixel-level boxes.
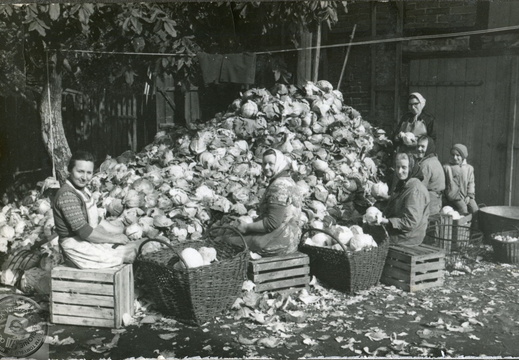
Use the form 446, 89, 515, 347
439, 214, 472, 242
381, 244, 445, 292
248, 252, 310, 293
50, 264, 134, 328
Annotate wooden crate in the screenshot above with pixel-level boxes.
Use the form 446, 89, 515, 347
248, 252, 310, 294
50, 264, 134, 328
381, 244, 445, 292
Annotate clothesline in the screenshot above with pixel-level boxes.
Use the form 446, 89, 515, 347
53, 24, 519, 57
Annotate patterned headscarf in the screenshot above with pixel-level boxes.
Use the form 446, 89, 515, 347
394, 152, 424, 193
263, 148, 290, 178
417, 135, 436, 157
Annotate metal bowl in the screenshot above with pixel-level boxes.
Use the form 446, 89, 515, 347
479, 206, 519, 243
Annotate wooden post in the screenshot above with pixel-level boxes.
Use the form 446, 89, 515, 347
370, 1, 377, 120
505, 56, 519, 205
297, 27, 313, 85
394, 1, 404, 126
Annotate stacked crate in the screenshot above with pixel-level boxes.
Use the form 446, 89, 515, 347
50, 264, 134, 328
381, 244, 445, 292
248, 252, 310, 294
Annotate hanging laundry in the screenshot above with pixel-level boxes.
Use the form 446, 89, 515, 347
219, 52, 256, 84
197, 52, 224, 85
197, 52, 256, 85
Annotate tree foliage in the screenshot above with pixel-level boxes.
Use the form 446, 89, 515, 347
0, 1, 347, 98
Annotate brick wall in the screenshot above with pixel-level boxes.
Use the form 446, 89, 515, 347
322, 1, 519, 129
325, 45, 371, 119
404, 1, 478, 30
327, 1, 372, 119
323, 0, 484, 125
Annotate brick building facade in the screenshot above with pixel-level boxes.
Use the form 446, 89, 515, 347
322, 1, 518, 133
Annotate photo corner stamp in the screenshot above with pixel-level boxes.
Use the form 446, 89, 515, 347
0, 295, 48, 358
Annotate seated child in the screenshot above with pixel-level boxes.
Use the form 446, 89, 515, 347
442, 144, 478, 215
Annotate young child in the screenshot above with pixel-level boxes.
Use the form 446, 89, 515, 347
442, 144, 478, 215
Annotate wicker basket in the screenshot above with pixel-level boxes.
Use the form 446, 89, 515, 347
134, 227, 249, 326
424, 224, 483, 254
490, 229, 519, 264
298, 225, 389, 294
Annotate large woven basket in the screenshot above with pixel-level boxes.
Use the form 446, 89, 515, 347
490, 229, 519, 264
134, 227, 249, 326
299, 225, 389, 294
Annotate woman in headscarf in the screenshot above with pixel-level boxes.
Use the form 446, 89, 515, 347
228, 148, 303, 256
415, 135, 445, 215
379, 152, 430, 246
393, 92, 437, 152
443, 143, 478, 215
52, 150, 143, 269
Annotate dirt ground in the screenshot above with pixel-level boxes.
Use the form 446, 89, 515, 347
33, 243, 519, 360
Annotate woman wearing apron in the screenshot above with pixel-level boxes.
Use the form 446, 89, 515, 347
393, 92, 437, 153
52, 150, 142, 269
389, 92, 437, 193
226, 148, 303, 257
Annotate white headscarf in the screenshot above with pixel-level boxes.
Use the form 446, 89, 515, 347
409, 92, 426, 116
263, 148, 290, 177
410, 92, 426, 105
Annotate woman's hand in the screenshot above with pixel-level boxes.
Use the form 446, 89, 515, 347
375, 193, 390, 201
112, 233, 130, 245
98, 219, 124, 234
236, 222, 249, 234
379, 217, 390, 225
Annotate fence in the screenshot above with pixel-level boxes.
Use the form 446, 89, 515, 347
0, 90, 157, 196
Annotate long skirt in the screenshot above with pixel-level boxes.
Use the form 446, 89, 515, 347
60, 236, 125, 269
225, 221, 301, 257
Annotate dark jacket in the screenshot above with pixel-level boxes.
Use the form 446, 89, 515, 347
385, 178, 430, 246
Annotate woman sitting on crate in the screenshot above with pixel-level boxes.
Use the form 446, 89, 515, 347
52, 150, 143, 269
378, 152, 430, 246
226, 148, 303, 257
443, 143, 478, 215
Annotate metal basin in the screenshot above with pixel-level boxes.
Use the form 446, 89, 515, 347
479, 206, 519, 243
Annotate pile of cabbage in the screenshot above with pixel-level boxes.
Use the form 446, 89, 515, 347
0, 80, 393, 260
303, 224, 378, 252
0, 192, 55, 255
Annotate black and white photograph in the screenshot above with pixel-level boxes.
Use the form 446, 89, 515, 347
1, 1, 519, 358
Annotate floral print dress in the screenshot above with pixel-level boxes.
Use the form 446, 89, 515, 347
243, 171, 303, 256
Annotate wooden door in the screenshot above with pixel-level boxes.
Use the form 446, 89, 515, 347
409, 56, 516, 206
155, 74, 175, 131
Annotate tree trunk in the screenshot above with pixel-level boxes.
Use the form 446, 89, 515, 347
297, 26, 313, 86
312, 22, 322, 83
40, 64, 70, 185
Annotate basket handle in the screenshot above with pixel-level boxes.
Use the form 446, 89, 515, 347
136, 238, 190, 268
300, 227, 349, 252
369, 223, 390, 243
207, 226, 248, 251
